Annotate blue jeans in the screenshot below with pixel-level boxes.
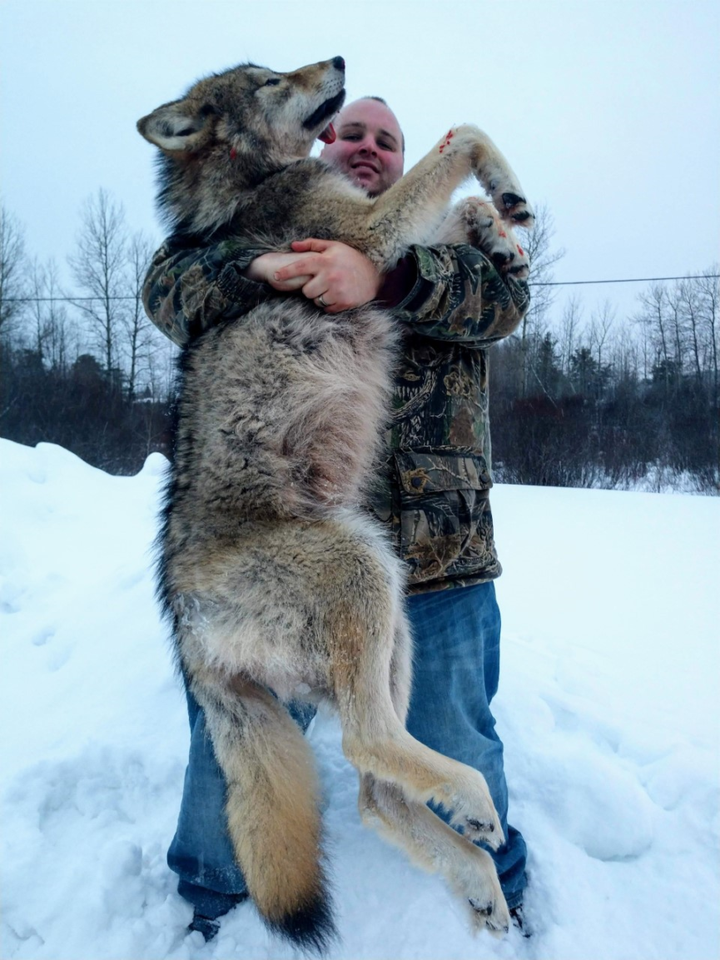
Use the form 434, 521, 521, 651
168, 581, 527, 917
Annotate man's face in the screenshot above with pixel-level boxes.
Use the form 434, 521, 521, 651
321, 99, 404, 196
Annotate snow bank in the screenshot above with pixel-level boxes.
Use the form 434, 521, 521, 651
1, 439, 718, 959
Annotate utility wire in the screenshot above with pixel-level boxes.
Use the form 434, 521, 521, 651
533, 275, 720, 287
4, 274, 720, 302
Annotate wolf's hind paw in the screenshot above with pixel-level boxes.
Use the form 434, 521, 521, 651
452, 197, 529, 277
469, 898, 493, 916
468, 897, 510, 937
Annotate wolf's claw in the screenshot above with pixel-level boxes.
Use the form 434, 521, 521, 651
469, 898, 493, 916
502, 192, 525, 209
468, 898, 509, 936
492, 250, 515, 267
466, 817, 494, 834
511, 209, 533, 223
457, 809, 503, 848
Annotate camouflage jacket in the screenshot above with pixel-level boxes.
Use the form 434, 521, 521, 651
143, 237, 530, 593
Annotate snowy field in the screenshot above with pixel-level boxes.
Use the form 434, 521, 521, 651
1, 438, 718, 960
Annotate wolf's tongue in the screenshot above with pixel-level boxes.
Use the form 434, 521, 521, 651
318, 122, 336, 144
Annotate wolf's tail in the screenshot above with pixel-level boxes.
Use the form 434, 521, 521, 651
193, 675, 335, 953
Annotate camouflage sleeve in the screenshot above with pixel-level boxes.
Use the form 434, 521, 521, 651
393, 243, 530, 346
142, 237, 276, 347
142, 237, 529, 349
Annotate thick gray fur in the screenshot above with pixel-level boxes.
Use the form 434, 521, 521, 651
139, 56, 534, 949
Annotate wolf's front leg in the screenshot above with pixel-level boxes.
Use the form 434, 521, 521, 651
360, 125, 533, 268
439, 125, 535, 227
435, 197, 530, 278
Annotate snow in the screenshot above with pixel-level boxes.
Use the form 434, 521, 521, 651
1, 438, 718, 960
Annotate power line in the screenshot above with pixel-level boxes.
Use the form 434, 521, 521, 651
533, 275, 720, 287
4, 296, 140, 302
3, 274, 719, 303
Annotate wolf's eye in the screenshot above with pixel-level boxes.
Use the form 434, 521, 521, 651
264, 78, 281, 87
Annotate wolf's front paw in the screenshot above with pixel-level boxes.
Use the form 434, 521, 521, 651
501, 192, 535, 227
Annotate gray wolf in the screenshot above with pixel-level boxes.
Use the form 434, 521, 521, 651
138, 56, 533, 952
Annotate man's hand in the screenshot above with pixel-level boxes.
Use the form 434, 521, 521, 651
247, 239, 383, 313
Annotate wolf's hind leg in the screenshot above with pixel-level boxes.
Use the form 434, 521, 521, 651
329, 600, 504, 851
359, 775, 510, 936
188, 668, 335, 953
388, 609, 413, 726
435, 197, 530, 278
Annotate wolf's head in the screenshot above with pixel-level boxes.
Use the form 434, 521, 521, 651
138, 57, 346, 235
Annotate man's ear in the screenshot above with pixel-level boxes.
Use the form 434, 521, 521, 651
137, 100, 213, 153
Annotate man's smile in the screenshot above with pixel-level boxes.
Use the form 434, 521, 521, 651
352, 160, 380, 173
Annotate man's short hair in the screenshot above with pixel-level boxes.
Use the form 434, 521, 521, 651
358, 96, 405, 154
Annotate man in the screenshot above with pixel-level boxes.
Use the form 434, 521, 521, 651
143, 97, 530, 941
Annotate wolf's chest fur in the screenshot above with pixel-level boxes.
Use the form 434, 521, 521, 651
206, 159, 371, 254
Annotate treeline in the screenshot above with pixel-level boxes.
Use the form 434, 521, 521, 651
1, 194, 718, 492
490, 266, 718, 493
483, 202, 719, 494
491, 282, 718, 492
2, 349, 171, 475
1, 192, 174, 474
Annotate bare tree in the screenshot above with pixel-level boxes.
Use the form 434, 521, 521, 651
144, 323, 177, 401
696, 266, 719, 404
68, 189, 128, 381
588, 299, 616, 373
0, 204, 29, 341
634, 283, 672, 385
667, 282, 686, 377
635, 313, 654, 382
27, 259, 75, 371
557, 294, 583, 378
524, 202, 566, 325
517, 202, 566, 395
123, 231, 156, 400
677, 277, 705, 385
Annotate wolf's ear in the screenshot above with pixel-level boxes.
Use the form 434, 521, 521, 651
137, 100, 212, 153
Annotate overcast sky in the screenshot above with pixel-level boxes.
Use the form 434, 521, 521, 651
1, 0, 718, 324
